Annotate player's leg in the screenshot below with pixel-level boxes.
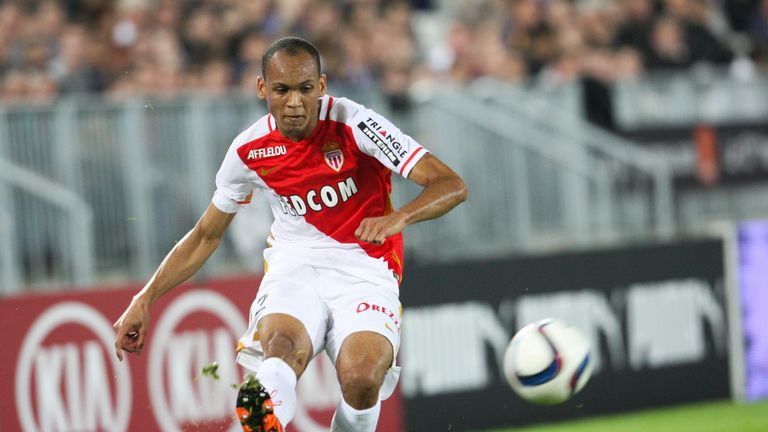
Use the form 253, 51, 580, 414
235, 269, 328, 432
256, 313, 313, 417
237, 314, 316, 432
330, 331, 393, 432
324, 268, 402, 432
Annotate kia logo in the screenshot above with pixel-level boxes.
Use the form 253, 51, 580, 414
15, 302, 132, 432
147, 289, 247, 432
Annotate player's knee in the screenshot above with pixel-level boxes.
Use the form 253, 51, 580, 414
338, 365, 384, 409
264, 331, 294, 355
263, 332, 308, 374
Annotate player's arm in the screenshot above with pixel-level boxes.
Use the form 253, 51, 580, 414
113, 203, 235, 360
355, 153, 467, 244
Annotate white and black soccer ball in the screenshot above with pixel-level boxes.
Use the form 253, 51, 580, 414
503, 318, 592, 405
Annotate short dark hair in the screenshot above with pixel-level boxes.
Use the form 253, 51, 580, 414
261, 37, 322, 79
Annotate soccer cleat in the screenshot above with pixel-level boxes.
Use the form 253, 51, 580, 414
235, 375, 284, 432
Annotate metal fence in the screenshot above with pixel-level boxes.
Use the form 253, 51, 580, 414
388, 80, 675, 263
0, 97, 254, 293
0, 81, 678, 294
470, 79, 675, 235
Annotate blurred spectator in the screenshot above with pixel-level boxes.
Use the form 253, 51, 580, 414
196, 59, 234, 95
647, 16, 692, 70
233, 31, 269, 83
181, 7, 222, 67
751, 0, 768, 65
50, 25, 105, 93
426, 20, 475, 82
724, 0, 761, 33
662, 0, 734, 67
615, 0, 656, 58
2, 68, 57, 104
1, 69, 28, 103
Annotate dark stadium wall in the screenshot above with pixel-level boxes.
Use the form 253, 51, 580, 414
398, 239, 729, 432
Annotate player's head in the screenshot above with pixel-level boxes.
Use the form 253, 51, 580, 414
261, 37, 321, 80
258, 37, 327, 142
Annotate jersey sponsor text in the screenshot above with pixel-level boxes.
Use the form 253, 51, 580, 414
277, 177, 359, 216
247, 146, 287, 160
357, 119, 407, 166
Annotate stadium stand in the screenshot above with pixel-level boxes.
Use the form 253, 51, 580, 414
1, 0, 767, 291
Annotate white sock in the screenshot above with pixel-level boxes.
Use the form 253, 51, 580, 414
330, 398, 381, 432
256, 357, 297, 426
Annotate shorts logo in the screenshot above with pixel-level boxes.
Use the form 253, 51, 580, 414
322, 141, 344, 172
253, 294, 268, 321
356, 302, 401, 333
384, 322, 395, 335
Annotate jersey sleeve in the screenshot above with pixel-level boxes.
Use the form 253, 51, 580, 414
211, 142, 257, 214
351, 108, 429, 178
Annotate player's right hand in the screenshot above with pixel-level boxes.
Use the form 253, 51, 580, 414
113, 297, 151, 361
355, 211, 408, 245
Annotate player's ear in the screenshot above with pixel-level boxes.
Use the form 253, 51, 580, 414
319, 74, 327, 96
256, 76, 266, 100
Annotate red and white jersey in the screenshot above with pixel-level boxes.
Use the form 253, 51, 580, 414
211, 95, 429, 280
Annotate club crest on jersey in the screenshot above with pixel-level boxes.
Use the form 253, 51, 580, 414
322, 141, 344, 172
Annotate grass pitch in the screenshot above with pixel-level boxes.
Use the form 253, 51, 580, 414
489, 399, 768, 432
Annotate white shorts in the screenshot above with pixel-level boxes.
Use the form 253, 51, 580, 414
236, 247, 402, 400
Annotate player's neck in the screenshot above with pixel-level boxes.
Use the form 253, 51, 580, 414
280, 119, 318, 142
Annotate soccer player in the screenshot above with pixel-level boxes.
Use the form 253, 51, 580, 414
113, 36, 467, 432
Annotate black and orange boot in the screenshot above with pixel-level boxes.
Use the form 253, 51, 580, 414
235, 375, 284, 432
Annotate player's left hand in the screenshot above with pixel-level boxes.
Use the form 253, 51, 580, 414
354, 211, 408, 245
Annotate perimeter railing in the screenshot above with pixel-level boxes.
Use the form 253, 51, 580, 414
3, 71, 768, 293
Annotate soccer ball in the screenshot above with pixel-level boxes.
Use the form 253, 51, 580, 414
503, 318, 592, 405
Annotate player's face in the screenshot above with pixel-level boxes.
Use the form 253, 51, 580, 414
257, 51, 327, 142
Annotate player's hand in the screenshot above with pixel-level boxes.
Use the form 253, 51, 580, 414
113, 296, 151, 361
354, 211, 408, 245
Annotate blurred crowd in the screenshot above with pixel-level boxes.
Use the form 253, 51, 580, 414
435, 0, 768, 84
0, 0, 767, 108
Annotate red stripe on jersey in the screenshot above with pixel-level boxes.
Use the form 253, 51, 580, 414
326, 96, 334, 120
267, 115, 274, 132
236, 192, 253, 205
399, 146, 424, 176
236, 116, 404, 278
